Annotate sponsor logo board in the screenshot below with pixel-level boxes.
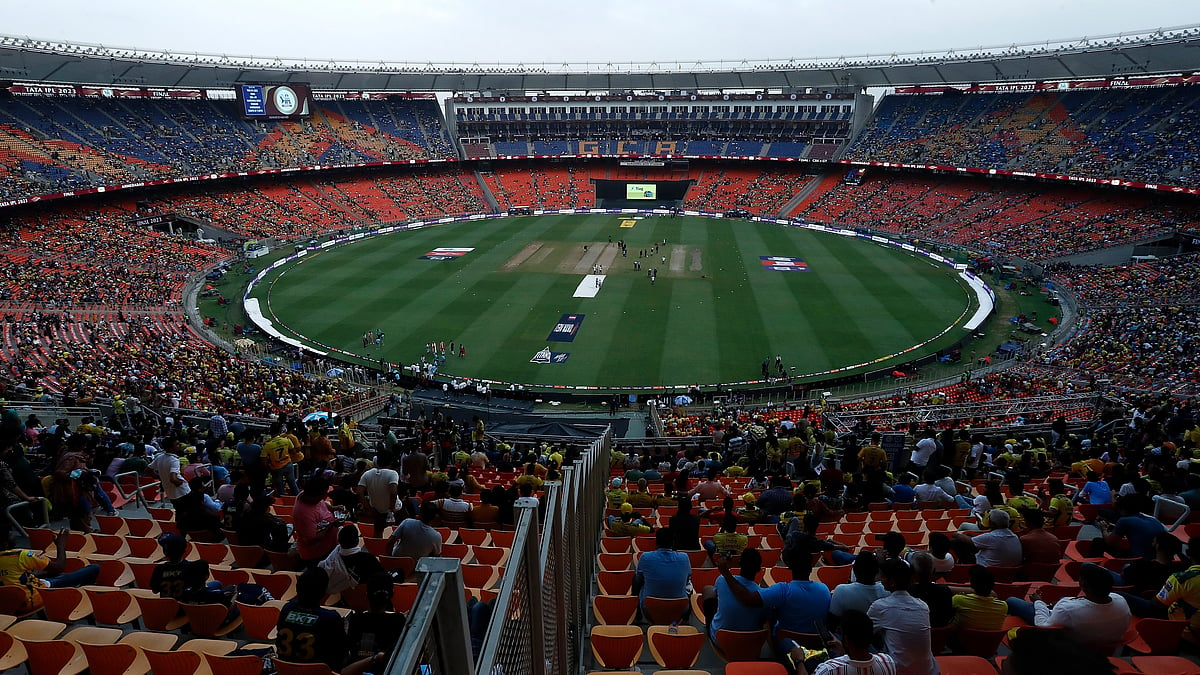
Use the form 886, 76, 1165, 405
546, 314, 585, 342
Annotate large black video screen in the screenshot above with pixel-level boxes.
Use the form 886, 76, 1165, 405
236, 83, 314, 120
594, 180, 691, 205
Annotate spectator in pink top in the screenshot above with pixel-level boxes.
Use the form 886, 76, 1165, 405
293, 475, 341, 566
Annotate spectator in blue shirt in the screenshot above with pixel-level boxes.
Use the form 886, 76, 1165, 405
633, 528, 691, 616
889, 474, 916, 506
1076, 471, 1113, 506
715, 529, 831, 650
701, 547, 766, 638
1094, 495, 1166, 559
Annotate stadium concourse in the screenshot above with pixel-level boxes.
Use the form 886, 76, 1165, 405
0, 76, 1198, 675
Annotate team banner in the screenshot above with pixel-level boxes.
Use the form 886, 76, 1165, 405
530, 346, 571, 364
546, 314, 585, 342
760, 256, 809, 272
419, 247, 474, 261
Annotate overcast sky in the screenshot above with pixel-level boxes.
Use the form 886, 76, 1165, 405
1, 0, 1197, 65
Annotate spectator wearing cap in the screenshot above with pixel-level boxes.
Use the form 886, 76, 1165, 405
608, 502, 653, 536
605, 477, 629, 510
735, 492, 763, 523
150, 533, 214, 601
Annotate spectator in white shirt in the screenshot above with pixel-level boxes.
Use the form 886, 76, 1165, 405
910, 433, 938, 473
1004, 562, 1132, 648
913, 472, 956, 507
955, 509, 1022, 568
868, 558, 939, 675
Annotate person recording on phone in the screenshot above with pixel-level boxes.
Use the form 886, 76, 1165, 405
784, 609, 897, 675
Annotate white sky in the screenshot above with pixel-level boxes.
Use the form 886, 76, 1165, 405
0, 0, 1197, 65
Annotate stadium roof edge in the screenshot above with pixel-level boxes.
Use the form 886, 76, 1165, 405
3, 25, 1200, 90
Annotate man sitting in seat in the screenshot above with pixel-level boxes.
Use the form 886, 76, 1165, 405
633, 527, 691, 619
150, 533, 219, 603
1005, 561, 1131, 648
784, 609, 897, 675
388, 501, 443, 562
0, 528, 100, 613
950, 565, 1008, 631
701, 547, 765, 639
276, 567, 388, 674
607, 502, 653, 536
320, 525, 385, 594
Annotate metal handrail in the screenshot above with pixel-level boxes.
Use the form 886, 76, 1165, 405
5, 497, 50, 539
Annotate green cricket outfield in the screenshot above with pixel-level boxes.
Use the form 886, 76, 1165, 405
248, 214, 977, 391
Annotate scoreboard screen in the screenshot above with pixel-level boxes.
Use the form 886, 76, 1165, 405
236, 83, 314, 120
626, 183, 657, 200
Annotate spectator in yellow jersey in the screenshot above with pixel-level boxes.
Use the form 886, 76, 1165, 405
735, 492, 764, 524
951, 566, 1008, 631
607, 503, 653, 535
0, 528, 100, 613
858, 433, 887, 473
605, 477, 629, 510
1041, 478, 1075, 526
627, 478, 657, 510
705, 512, 748, 560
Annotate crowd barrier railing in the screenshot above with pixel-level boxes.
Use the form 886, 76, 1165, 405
388, 558, 476, 675
391, 427, 612, 675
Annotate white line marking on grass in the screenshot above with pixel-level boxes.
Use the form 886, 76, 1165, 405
574, 275, 606, 298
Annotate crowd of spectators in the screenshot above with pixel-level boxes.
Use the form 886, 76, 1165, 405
606, 390, 1200, 670
1047, 254, 1200, 306
845, 86, 1200, 187
1038, 253, 1200, 396
2, 311, 365, 418
800, 174, 1200, 261
0, 97, 455, 201
685, 167, 816, 216
0, 397, 582, 668
657, 368, 1089, 438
